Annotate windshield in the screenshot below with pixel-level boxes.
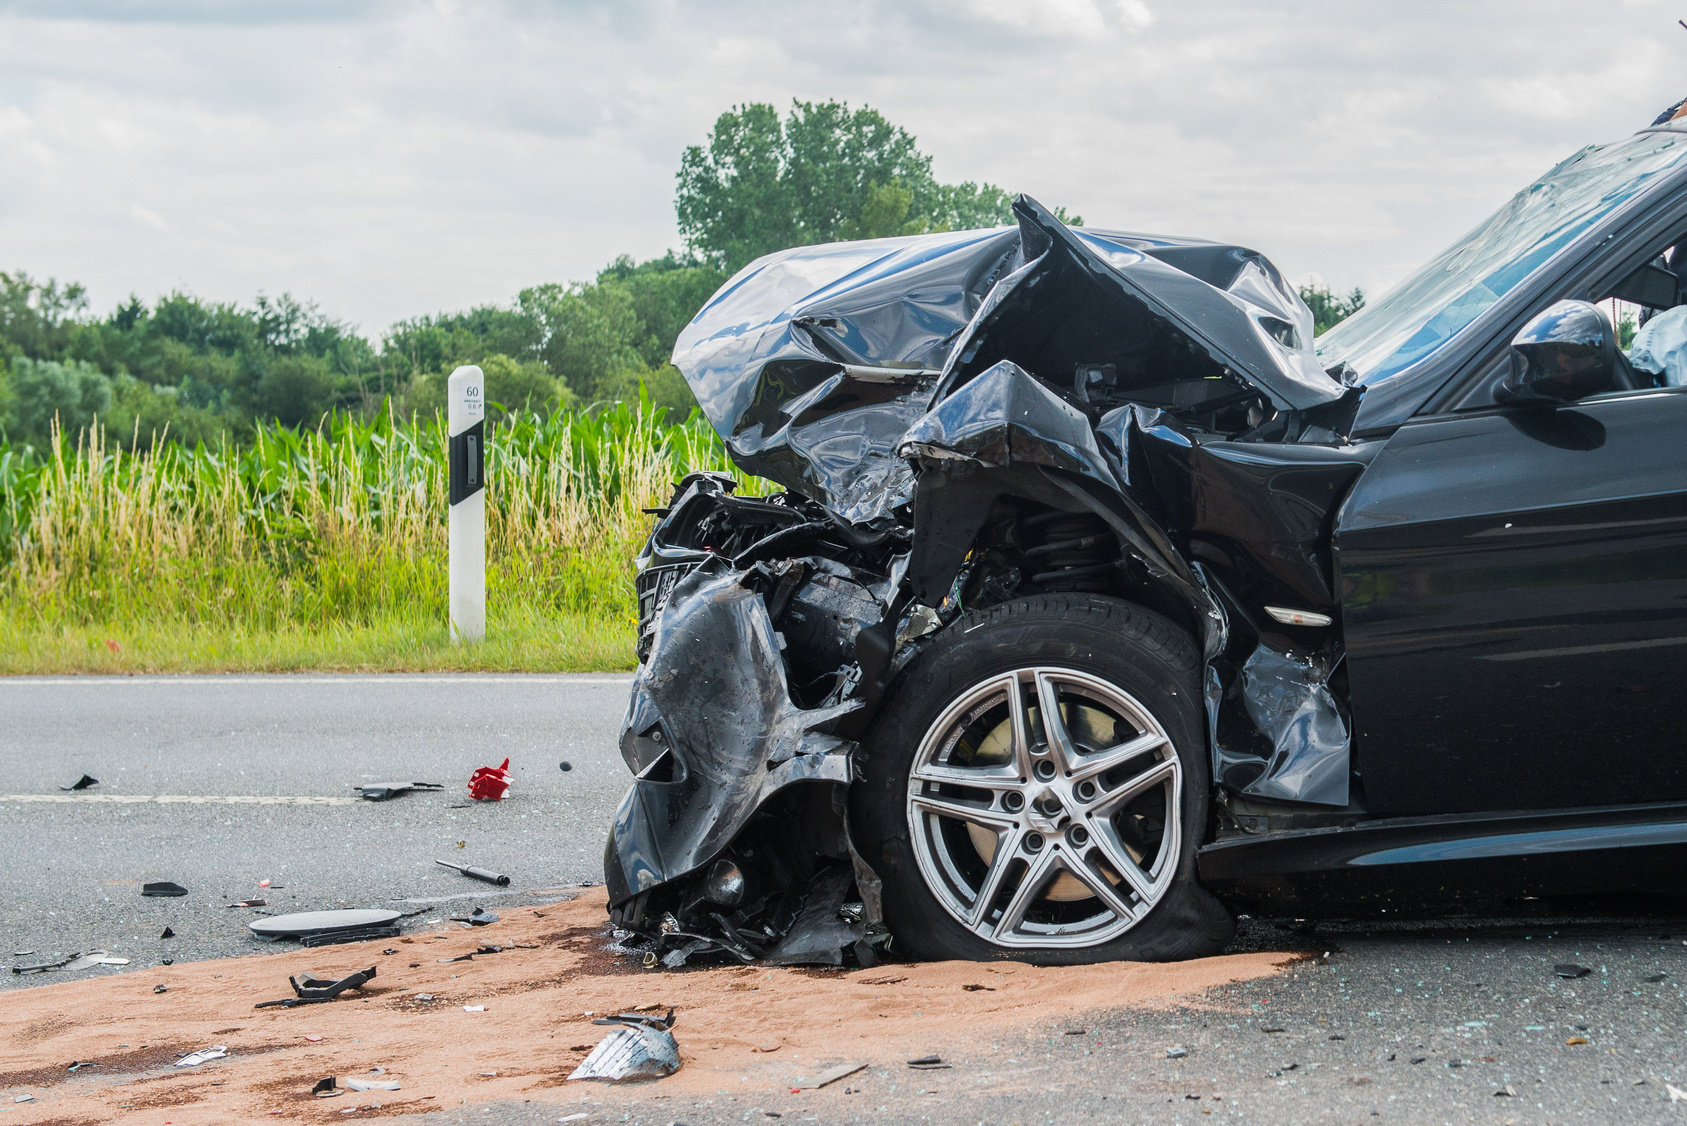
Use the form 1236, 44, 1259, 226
1317, 130, 1687, 384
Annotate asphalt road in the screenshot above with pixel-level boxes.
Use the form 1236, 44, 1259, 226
0, 674, 635, 986
4, 674, 1686, 1124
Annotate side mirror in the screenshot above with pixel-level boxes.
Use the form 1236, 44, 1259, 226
1497, 299, 1615, 404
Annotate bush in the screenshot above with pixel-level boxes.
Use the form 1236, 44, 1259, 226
3, 357, 112, 442
405, 353, 574, 420
105, 376, 227, 450
253, 354, 337, 427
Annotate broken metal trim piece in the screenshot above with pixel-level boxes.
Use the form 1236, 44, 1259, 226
174, 1046, 228, 1067
1264, 606, 1334, 628
795, 1062, 867, 1089
567, 1020, 682, 1082
841, 363, 943, 384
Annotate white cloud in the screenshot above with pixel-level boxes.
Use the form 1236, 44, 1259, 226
129, 203, 166, 230
0, 0, 1680, 336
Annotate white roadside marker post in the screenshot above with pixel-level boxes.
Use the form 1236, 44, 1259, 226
448, 364, 486, 642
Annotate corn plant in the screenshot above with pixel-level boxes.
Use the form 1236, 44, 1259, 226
0, 402, 759, 633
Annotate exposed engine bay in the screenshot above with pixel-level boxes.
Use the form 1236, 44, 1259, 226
604, 197, 1373, 968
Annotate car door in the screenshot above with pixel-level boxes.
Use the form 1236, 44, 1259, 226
1334, 380, 1687, 817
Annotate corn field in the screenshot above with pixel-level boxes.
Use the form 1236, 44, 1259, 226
0, 403, 756, 637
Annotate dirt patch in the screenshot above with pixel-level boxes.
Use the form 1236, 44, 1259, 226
0, 888, 1292, 1123
0, 1043, 196, 1090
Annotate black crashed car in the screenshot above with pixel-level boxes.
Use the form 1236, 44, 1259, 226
603, 120, 1687, 966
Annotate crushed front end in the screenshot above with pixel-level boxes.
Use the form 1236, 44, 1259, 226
605, 197, 1372, 966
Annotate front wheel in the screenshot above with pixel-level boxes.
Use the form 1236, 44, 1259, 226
852, 594, 1233, 964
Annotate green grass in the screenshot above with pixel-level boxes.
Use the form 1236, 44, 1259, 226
0, 611, 635, 674
0, 399, 762, 674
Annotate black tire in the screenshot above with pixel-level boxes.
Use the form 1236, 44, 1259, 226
852, 593, 1233, 964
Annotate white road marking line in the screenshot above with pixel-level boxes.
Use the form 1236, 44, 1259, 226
0, 794, 359, 805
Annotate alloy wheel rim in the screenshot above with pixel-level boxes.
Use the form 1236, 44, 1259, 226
904, 666, 1182, 949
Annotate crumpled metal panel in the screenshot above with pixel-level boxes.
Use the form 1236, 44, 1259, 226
1232, 643, 1350, 806
672, 199, 1343, 526
937, 199, 1343, 414
764, 866, 865, 966
567, 1022, 681, 1082
672, 228, 1024, 523
606, 562, 858, 903
898, 359, 1121, 486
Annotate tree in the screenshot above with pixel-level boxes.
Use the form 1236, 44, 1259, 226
676, 100, 1080, 273
0, 272, 87, 361
1299, 283, 1366, 335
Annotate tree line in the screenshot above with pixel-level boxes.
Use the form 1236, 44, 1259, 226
0, 99, 1356, 449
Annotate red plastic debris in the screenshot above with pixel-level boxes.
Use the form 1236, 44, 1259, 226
467, 758, 512, 802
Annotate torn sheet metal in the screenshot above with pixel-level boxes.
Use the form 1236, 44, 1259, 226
356, 781, 443, 801
175, 1046, 227, 1067
673, 227, 1025, 523
674, 197, 1345, 527
1226, 644, 1350, 806
899, 359, 1120, 486
765, 866, 866, 966
1119, 405, 1372, 615
606, 561, 859, 904
568, 1011, 682, 1082
934, 198, 1346, 420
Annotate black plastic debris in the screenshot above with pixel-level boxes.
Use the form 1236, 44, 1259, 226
559, 761, 573, 772
907, 1056, 950, 1070
1555, 964, 1592, 979
66, 1061, 94, 1072
225, 899, 267, 908
160, 927, 175, 939
356, 781, 443, 802
143, 881, 188, 897
450, 908, 499, 926
1166, 1046, 1191, 1059
1644, 972, 1668, 983
312, 1077, 339, 1097
60, 774, 98, 791
161, 958, 173, 965
255, 966, 377, 1009
13, 954, 77, 974
248, 909, 402, 946
435, 859, 511, 886
766, 868, 866, 966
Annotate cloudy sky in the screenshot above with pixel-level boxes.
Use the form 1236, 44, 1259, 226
1, 0, 1681, 338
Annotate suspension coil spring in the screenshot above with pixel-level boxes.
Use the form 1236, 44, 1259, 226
1023, 511, 1119, 592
